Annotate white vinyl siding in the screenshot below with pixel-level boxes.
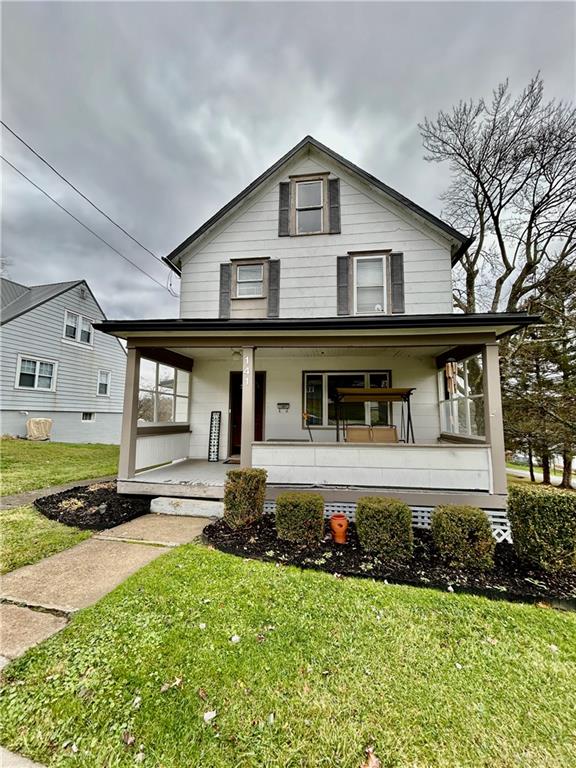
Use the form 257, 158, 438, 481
178, 152, 454, 318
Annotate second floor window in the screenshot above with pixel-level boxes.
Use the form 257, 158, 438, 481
235, 264, 264, 297
354, 256, 386, 314
296, 179, 323, 234
64, 311, 92, 345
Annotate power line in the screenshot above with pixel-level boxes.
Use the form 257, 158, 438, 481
1, 120, 166, 268
1, 155, 177, 296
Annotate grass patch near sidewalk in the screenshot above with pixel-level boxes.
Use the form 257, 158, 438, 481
1, 543, 575, 767
0, 505, 91, 574
0, 439, 118, 496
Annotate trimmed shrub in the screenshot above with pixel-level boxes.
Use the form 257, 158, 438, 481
431, 505, 495, 570
275, 492, 324, 545
508, 485, 576, 573
355, 496, 413, 561
223, 468, 267, 529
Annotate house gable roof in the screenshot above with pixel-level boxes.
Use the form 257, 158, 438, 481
1, 278, 86, 325
164, 135, 472, 274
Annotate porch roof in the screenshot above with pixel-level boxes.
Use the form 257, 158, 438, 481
95, 312, 539, 342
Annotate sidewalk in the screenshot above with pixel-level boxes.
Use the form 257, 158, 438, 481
0, 514, 210, 662
0, 475, 116, 510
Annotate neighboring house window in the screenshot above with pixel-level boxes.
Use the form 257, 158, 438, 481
97, 370, 111, 396
64, 310, 92, 345
235, 263, 264, 298
295, 178, 324, 234
439, 354, 485, 438
16, 356, 57, 391
82, 412, 95, 422
137, 359, 190, 425
354, 255, 386, 314
304, 371, 391, 427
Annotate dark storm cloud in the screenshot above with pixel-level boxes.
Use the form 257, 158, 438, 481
1, 1, 574, 318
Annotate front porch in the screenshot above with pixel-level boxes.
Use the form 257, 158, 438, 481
96, 314, 535, 514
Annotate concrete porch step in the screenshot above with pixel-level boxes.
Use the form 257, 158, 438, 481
150, 497, 224, 517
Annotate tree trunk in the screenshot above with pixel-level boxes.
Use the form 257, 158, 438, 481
528, 442, 536, 483
540, 451, 551, 485
560, 450, 573, 489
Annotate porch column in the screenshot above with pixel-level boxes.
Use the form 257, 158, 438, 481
240, 346, 256, 468
482, 343, 507, 494
118, 347, 140, 480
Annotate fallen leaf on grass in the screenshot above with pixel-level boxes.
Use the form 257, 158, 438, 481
361, 746, 381, 768
122, 731, 136, 747
485, 637, 498, 646
198, 687, 208, 701
230, 634, 241, 644
132, 695, 142, 709
550, 644, 559, 653
160, 677, 183, 693
203, 710, 217, 723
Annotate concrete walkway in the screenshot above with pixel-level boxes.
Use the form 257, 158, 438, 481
0, 746, 45, 767
0, 514, 210, 665
0, 475, 116, 510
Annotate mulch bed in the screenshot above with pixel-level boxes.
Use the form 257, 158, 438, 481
34, 482, 150, 530
204, 515, 576, 608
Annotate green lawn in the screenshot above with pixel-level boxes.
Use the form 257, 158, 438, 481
1, 545, 575, 767
0, 505, 91, 574
0, 439, 119, 496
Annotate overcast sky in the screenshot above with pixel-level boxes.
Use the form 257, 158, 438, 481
1, 1, 574, 319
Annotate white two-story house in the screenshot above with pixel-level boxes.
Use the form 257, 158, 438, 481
97, 136, 536, 535
1, 278, 126, 443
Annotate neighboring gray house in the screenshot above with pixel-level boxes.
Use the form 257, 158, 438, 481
0, 278, 126, 443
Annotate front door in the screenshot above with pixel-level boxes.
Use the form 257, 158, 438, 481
229, 371, 266, 456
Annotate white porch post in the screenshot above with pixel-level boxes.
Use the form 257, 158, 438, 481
240, 346, 256, 468
483, 342, 507, 494
118, 347, 140, 480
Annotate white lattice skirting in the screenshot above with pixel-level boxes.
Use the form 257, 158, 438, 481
263, 501, 512, 544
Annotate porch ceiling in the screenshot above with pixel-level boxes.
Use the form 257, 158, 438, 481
163, 346, 451, 360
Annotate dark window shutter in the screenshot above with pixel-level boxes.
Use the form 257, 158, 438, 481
389, 252, 405, 314
328, 178, 341, 234
268, 260, 280, 318
219, 262, 231, 319
337, 255, 350, 315
278, 182, 291, 237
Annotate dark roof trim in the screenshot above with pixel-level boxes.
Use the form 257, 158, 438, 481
163, 136, 470, 274
95, 312, 540, 339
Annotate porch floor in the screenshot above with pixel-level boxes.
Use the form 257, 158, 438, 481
134, 460, 228, 487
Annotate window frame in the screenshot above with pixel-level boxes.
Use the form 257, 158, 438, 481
438, 354, 485, 439
302, 370, 392, 429
234, 262, 264, 299
353, 254, 387, 316
14, 355, 58, 392
97, 369, 112, 397
62, 309, 94, 347
292, 175, 327, 236
137, 359, 190, 428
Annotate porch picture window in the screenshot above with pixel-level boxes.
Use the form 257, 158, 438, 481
296, 179, 323, 234
63, 310, 93, 345
138, 359, 190, 425
304, 370, 391, 428
439, 354, 485, 437
16, 357, 56, 390
354, 256, 386, 314
97, 370, 111, 396
236, 264, 264, 297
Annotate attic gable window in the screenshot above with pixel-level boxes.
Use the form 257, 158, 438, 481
235, 263, 264, 298
63, 310, 92, 345
296, 179, 323, 234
